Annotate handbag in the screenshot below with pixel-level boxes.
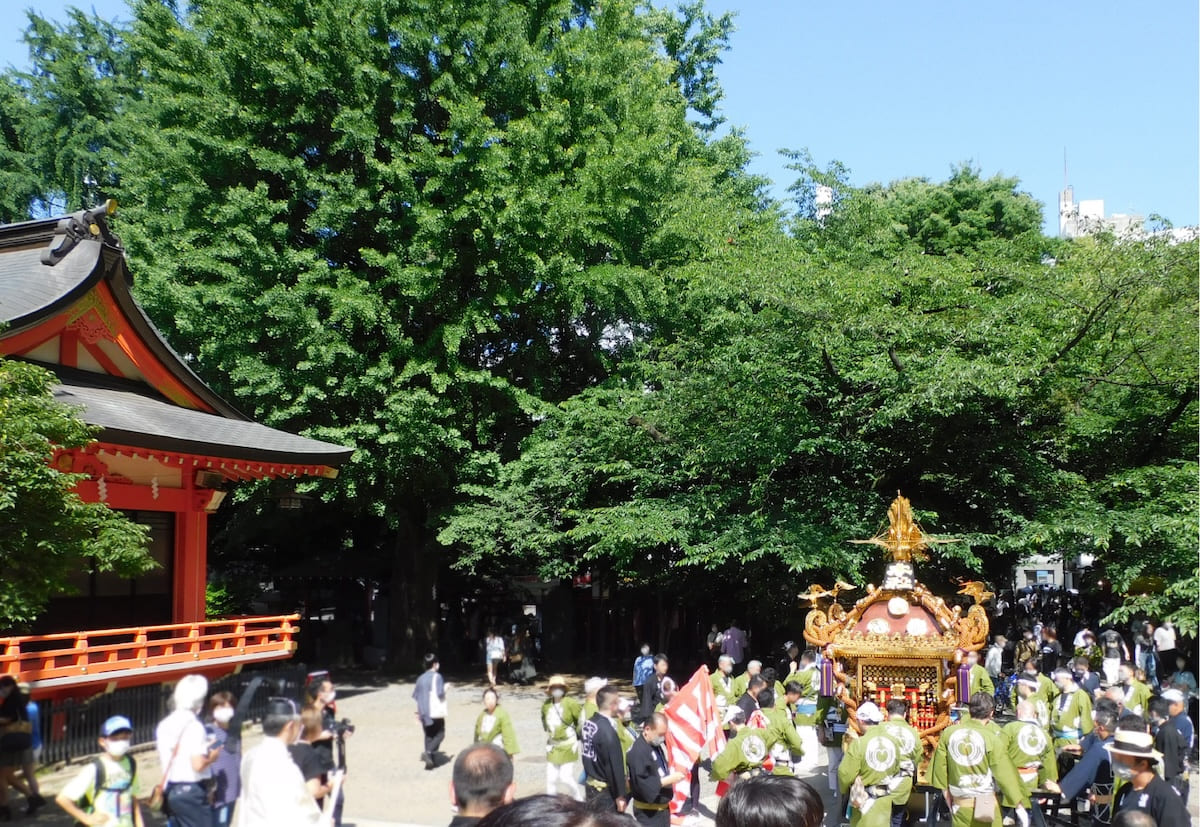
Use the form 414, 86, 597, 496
148, 729, 185, 812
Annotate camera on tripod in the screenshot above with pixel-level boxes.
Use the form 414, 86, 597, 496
330, 718, 355, 737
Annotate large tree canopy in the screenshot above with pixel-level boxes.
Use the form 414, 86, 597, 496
0, 2, 1194, 641
442, 172, 1199, 627
0, 0, 762, 652
0, 359, 151, 629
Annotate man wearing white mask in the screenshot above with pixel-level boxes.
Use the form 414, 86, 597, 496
233, 697, 333, 827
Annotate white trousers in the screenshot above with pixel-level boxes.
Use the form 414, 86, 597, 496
546, 760, 583, 801
795, 725, 820, 773
1102, 657, 1120, 686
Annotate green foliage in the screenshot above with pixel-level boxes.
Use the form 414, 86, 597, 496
0, 9, 137, 220
0, 358, 152, 630
789, 156, 1045, 263
444, 194, 1198, 626
0, 0, 758, 645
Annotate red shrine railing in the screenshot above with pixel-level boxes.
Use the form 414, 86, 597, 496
0, 615, 299, 694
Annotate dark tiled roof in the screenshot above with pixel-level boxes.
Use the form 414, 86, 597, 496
53, 373, 352, 466
0, 208, 353, 467
0, 242, 102, 327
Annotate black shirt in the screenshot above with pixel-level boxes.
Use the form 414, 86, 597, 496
1099, 630, 1125, 660
735, 692, 758, 722
1153, 721, 1185, 781
627, 736, 671, 806
448, 817, 481, 827
289, 741, 335, 807
581, 713, 627, 803
1113, 774, 1189, 826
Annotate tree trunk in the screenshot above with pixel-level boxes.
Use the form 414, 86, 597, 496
386, 509, 439, 670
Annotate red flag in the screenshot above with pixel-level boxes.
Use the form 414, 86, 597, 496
663, 666, 725, 816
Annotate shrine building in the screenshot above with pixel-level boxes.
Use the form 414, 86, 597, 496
0, 203, 352, 699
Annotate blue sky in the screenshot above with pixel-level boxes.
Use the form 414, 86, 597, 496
4, 1, 1197, 232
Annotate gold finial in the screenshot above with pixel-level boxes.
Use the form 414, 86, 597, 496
849, 492, 959, 563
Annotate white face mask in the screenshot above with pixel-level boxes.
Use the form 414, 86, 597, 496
550, 689, 565, 701
106, 739, 131, 758
1112, 763, 1135, 780
213, 707, 235, 724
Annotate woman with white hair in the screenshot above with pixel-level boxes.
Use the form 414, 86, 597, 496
155, 674, 223, 827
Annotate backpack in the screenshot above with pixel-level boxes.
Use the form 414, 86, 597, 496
74, 755, 137, 825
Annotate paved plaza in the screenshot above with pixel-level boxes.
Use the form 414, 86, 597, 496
22, 672, 1200, 826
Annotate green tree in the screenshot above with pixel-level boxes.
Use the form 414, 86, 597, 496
443, 177, 1198, 629
0, 9, 136, 221
11, 0, 749, 659
0, 358, 151, 630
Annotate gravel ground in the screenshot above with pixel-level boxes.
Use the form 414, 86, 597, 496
17, 672, 1200, 826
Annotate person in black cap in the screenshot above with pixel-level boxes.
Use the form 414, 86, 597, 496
1108, 728, 1188, 826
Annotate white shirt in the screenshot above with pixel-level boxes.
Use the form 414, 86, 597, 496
1154, 625, 1175, 652
232, 737, 323, 827
155, 709, 210, 783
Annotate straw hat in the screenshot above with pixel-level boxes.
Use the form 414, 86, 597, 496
546, 674, 568, 693
1104, 729, 1162, 764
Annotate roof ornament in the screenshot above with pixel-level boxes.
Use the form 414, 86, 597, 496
41, 199, 120, 267
848, 492, 959, 563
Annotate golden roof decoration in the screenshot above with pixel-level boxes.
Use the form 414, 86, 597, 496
848, 492, 959, 563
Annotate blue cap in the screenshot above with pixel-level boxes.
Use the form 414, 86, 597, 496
101, 715, 133, 737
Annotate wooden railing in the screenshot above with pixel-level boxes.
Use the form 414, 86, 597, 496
0, 615, 299, 689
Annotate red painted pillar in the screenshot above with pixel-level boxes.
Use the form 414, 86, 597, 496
173, 508, 208, 623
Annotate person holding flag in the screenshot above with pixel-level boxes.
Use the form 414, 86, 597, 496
626, 713, 686, 826
662, 665, 726, 819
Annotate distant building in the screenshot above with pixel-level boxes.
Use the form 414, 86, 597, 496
1059, 184, 1143, 239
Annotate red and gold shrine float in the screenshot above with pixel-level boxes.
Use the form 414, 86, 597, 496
802, 494, 992, 763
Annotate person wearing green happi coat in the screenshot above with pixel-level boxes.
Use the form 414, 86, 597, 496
787, 653, 824, 773
710, 709, 768, 788
711, 656, 738, 719
541, 675, 584, 800
1116, 663, 1151, 717
1013, 676, 1052, 730
963, 650, 994, 698
615, 699, 637, 776
757, 688, 805, 775
1049, 668, 1093, 752
475, 687, 520, 756
930, 693, 1025, 827
837, 702, 908, 827
1009, 660, 1058, 710
731, 660, 762, 700
581, 676, 607, 722
878, 698, 922, 814
1001, 700, 1059, 821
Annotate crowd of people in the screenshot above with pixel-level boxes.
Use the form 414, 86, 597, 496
0, 607, 1192, 827
413, 607, 1196, 827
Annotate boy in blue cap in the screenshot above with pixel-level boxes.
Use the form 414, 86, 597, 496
56, 715, 144, 826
